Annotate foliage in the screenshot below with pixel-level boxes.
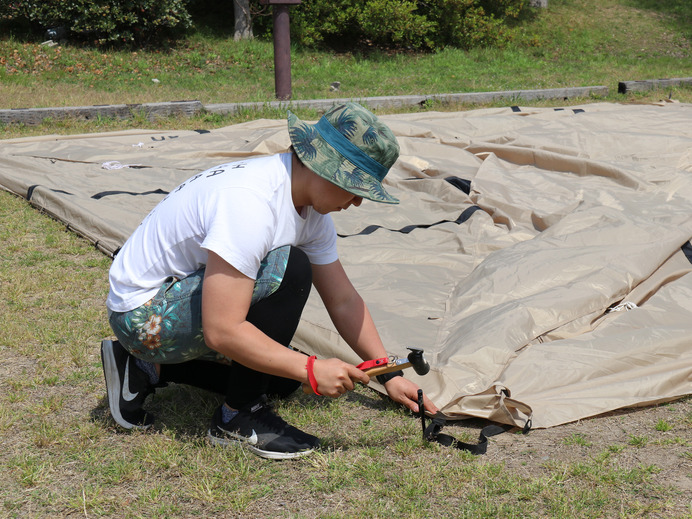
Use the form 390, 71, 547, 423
423, 0, 512, 50
1, 0, 193, 46
251, 0, 529, 50
1, 0, 528, 50
280, 0, 433, 50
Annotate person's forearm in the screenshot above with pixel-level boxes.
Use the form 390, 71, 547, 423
205, 318, 370, 398
204, 321, 310, 384
325, 291, 388, 362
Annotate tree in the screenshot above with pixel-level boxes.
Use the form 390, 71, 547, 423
234, 0, 253, 40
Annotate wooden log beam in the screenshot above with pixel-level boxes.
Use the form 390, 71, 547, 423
618, 78, 692, 94
0, 101, 204, 126
206, 85, 610, 115
1, 86, 610, 125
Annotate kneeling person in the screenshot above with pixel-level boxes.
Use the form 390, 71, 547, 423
101, 102, 438, 459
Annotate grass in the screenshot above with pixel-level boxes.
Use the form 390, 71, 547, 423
0, 0, 691, 138
1, 0, 692, 516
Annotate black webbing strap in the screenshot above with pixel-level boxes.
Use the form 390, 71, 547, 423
512, 106, 585, 115
417, 390, 531, 455
423, 414, 509, 455
26, 185, 74, 201
682, 240, 692, 264
91, 188, 169, 200
337, 176, 478, 238
338, 205, 482, 238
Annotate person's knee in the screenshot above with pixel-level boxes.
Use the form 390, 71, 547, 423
285, 246, 312, 294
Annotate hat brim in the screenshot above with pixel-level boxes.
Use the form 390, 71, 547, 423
288, 111, 399, 204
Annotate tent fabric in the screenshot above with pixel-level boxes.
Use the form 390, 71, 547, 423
1, 101, 691, 429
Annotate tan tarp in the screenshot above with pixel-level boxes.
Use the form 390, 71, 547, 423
2, 102, 691, 429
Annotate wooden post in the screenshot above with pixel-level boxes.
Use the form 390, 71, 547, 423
260, 0, 302, 100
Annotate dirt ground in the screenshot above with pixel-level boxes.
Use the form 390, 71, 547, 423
446, 396, 692, 514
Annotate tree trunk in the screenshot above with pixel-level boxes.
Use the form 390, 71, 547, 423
233, 0, 253, 41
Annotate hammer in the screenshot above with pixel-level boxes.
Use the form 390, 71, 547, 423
362, 347, 431, 378
303, 347, 430, 394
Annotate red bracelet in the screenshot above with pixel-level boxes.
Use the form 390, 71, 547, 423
306, 355, 321, 395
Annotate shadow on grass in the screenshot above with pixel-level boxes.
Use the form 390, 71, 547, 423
91, 382, 392, 435
91, 380, 516, 459
91, 383, 221, 439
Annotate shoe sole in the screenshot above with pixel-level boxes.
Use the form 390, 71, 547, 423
207, 429, 315, 460
101, 339, 151, 431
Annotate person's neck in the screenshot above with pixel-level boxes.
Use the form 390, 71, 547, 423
291, 153, 309, 215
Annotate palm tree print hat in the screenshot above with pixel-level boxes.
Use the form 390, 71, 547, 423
288, 102, 400, 204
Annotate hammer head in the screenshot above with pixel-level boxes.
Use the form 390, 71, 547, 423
406, 347, 430, 376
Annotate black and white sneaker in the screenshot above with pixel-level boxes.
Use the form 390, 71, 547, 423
207, 396, 319, 460
100, 339, 155, 430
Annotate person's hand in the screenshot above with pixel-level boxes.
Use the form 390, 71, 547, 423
312, 358, 370, 398
382, 376, 439, 415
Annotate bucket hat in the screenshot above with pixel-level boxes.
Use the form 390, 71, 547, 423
288, 102, 400, 204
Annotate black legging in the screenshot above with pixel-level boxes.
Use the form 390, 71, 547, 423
159, 246, 312, 408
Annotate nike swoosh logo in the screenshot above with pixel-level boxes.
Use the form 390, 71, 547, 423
122, 357, 139, 402
247, 429, 258, 445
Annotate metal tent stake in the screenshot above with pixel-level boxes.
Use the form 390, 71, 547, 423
260, 0, 302, 100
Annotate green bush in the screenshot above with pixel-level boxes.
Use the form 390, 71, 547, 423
2, 0, 527, 50
252, 0, 529, 50
423, 0, 525, 50
286, 0, 433, 49
3, 0, 193, 46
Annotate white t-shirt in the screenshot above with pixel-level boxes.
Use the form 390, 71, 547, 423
107, 153, 338, 313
